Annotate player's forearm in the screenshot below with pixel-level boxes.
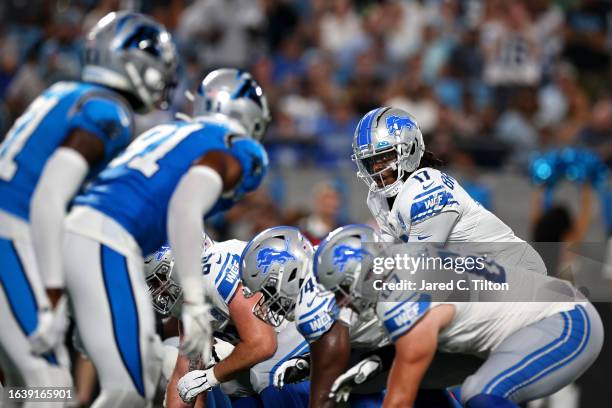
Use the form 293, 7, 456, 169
309, 322, 351, 408
212, 339, 274, 383
168, 166, 222, 303
382, 359, 422, 408
31, 147, 88, 290
383, 318, 440, 408
166, 352, 203, 408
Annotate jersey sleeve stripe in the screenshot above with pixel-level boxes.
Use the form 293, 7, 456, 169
413, 185, 443, 200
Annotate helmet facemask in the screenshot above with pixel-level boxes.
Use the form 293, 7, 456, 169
355, 141, 419, 198
122, 35, 177, 111
144, 262, 183, 317
332, 267, 375, 314
249, 277, 296, 327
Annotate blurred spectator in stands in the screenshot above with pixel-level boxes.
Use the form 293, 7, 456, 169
280, 78, 323, 142
299, 181, 343, 244
39, 7, 84, 84
562, 0, 611, 94
305, 53, 341, 108
380, 0, 429, 64
272, 34, 307, 86
0, 33, 18, 103
261, 0, 300, 52
539, 62, 590, 146
495, 87, 540, 166
319, 0, 366, 63
528, 0, 564, 81
346, 47, 386, 115
449, 28, 484, 82
482, 1, 542, 110
576, 95, 612, 167
5, 41, 45, 119
83, 0, 120, 33
314, 97, 358, 166
177, 0, 264, 70
384, 58, 439, 135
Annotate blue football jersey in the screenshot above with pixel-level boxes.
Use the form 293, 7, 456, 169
0, 81, 133, 221
74, 116, 268, 255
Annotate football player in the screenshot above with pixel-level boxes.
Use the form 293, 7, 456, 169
352, 107, 547, 275
145, 234, 309, 408
239, 226, 470, 408
61, 68, 270, 407
0, 11, 177, 399
315, 224, 604, 408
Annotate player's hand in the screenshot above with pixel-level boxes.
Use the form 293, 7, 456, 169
29, 296, 69, 355
180, 302, 213, 362
329, 355, 382, 402
177, 367, 219, 403
273, 356, 310, 389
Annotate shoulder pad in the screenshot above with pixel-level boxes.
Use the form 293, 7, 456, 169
231, 138, 268, 192
69, 91, 133, 156
296, 291, 339, 343
202, 243, 243, 305
398, 171, 459, 226
376, 294, 431, 342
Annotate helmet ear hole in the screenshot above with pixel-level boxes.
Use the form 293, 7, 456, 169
410, 142, 416, 155
288, 267, 298, 282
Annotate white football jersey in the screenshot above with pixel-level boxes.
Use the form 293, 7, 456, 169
375, 246, 585, 356
201, 239, 246, 339
295, 271, 389, 349
367, 167, 519, 244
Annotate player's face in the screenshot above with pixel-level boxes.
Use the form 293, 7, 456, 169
365, 151, 398, 187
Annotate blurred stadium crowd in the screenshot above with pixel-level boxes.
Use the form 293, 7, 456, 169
0, 0, 610, 242
1, 0, 611, 163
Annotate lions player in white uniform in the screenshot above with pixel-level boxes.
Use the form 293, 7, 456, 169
146, 235, 310, 407
315, 225, 604, 408
240, 226, 477, 408
353, 107, 546, 275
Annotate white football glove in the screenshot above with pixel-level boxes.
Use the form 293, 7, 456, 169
29, 296, 69, 356
329, 355, 382, 402
177, 367, 219, 403
180, 302, 213, 362
273, 356, 310, 389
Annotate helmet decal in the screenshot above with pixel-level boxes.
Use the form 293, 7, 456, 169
332, 244, 369, 273
386, 115, 416, 136
256, 241, 296, 275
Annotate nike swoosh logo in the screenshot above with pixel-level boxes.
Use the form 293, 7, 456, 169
306, 297, 317, 308
422, 181, 434, 190
417, 235, 432, 241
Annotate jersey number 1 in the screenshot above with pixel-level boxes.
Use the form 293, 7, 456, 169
0, 95, 61, 181
110, 123, 202, 177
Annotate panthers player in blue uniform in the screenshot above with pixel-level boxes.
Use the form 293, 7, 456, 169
62, 68, 270, 407
0, 11, 177, 399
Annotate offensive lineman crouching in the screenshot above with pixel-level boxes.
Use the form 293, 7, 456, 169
146, 234, 310, 407
314, 225, 604, 408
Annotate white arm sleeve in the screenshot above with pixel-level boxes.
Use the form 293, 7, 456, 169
31, 147, 89, 288
167, 165, 223, 304
408, 211, 460, 243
